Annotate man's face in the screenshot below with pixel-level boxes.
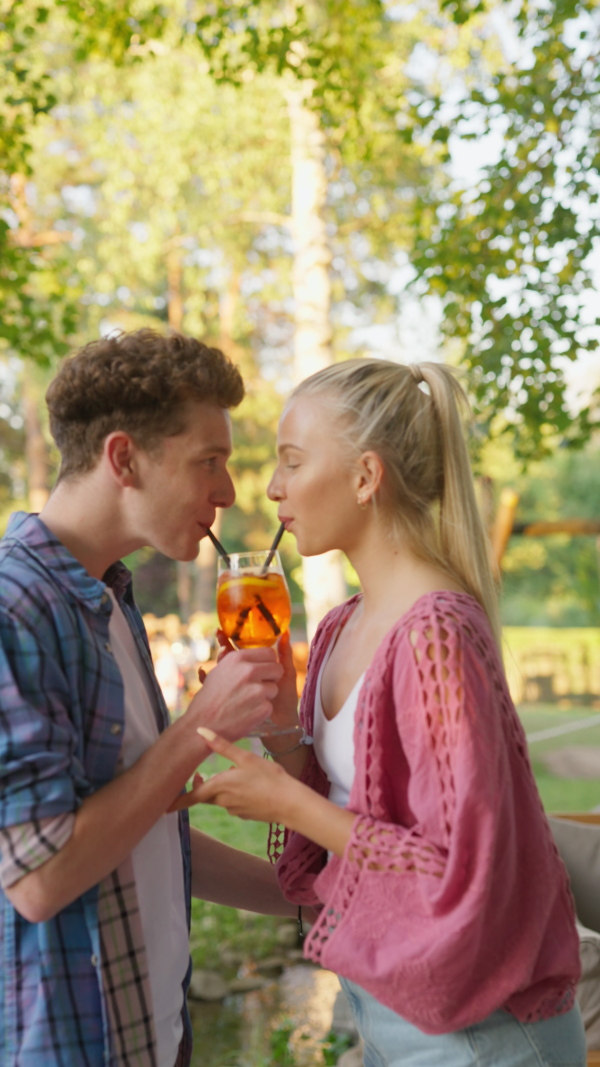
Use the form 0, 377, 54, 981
127, 400, 235, 561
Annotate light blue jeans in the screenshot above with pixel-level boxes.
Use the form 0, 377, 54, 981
339, 977, 586, 1067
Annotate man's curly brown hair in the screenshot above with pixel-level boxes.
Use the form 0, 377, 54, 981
46, 329, 244, 480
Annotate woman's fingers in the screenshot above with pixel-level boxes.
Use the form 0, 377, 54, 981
196, 726, 254, 765
216, 629, 235, 656
192, 770, 235, 806
278, 629, 292, 662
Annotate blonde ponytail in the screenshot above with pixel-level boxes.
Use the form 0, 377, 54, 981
416, 364, 501, 649
292, 358, 502, 649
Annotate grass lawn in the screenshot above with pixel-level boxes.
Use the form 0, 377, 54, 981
188, 745, 283, 976
519, 703, 600, 812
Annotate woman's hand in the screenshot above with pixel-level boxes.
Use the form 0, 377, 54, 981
169, 728, 357, 861
169, 728, 300, 823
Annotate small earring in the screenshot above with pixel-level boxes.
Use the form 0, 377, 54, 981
357, 496, 369, 510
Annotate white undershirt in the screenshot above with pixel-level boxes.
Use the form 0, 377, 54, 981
312, 631, 364, 810
107, 591, 189, 1067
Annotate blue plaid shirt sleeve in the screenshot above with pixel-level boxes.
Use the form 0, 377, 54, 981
0, 607, 89, 831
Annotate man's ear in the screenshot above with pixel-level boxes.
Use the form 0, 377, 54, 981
356, 450, 385, 500
104, 432, 138, 487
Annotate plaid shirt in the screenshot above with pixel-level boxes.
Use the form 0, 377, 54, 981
0, 512, 192, 1067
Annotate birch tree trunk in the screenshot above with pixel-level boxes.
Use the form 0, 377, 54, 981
287, 85, 346, 640
166, 238, 194, 621
192, 269, 242, 615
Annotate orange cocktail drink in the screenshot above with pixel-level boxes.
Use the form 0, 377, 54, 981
216, 552, 292, 649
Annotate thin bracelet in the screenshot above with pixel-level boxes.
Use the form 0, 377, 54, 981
262, 731, 312, 758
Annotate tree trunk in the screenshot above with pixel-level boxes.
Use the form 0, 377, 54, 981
218, 269, 241, 357
287, 85, 346, 640
22, 374, 50, 513
166, 239, 193, 619
287, 84, 334, 379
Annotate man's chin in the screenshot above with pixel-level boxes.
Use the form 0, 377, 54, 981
162, 543, 200, 564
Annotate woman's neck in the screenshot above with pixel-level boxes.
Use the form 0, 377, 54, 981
347, 526, 463, 627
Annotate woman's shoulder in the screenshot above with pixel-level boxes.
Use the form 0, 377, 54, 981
387, 589, 497, 664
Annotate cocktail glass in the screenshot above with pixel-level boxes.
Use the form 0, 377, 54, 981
216, 550, 298, 737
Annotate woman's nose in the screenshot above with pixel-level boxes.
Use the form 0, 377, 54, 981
267, 469, 282, 501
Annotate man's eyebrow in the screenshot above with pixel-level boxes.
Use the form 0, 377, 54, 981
195, 444, 231, 457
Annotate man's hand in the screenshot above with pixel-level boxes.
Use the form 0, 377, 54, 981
185, 647, 283, 741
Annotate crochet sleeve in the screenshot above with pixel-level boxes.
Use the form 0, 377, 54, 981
302, 600, 577, 1032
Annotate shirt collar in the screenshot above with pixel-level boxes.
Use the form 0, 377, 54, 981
4, 511, 133, 612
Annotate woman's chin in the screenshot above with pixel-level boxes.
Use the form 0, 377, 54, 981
297, 538, 335, 558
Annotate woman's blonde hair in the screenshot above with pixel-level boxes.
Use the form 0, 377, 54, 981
291, 358, 501, 648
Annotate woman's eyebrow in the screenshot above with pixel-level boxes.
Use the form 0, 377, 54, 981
278, 443, 307, 455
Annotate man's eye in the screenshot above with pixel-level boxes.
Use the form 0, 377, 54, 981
202, 458, 217, 469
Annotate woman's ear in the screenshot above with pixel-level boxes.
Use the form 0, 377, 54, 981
356, 450, 385, 502
104, 432, 138, 487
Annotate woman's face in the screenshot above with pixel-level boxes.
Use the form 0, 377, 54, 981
267, 394, 361, 557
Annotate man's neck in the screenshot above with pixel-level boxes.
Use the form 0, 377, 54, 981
40, 474, 139, 580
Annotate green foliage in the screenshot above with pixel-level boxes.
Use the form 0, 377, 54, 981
269, 1020, 296, 1066
408, 0, 600, 459
53, 0, 169, 63
0, 0, 78, 362
0, 231, 77, 361
3, 0, 598, 465
0, 1, 57, 175
321, 1031, 354, 1065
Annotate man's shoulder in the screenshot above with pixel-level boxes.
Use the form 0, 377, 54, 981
0, 535, 54, 594
0, 533, 73, 635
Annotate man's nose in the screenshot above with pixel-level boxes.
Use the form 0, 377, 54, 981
214, 469, 236, 508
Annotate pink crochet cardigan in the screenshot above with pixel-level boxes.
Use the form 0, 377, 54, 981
270, 592, 580, 1034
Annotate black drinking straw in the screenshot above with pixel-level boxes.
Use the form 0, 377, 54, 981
205, 526, 231, 568
261, 522, 286, 573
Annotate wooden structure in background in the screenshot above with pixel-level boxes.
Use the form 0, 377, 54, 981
490, 488, 600, 572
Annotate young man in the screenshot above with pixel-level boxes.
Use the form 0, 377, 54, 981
0, 330, 294, 1067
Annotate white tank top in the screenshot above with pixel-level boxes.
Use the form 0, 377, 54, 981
108, 591, 188, 1067
312, 632, 364, 810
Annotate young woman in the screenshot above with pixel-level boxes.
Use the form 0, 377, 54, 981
190, 359, 585, 1066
